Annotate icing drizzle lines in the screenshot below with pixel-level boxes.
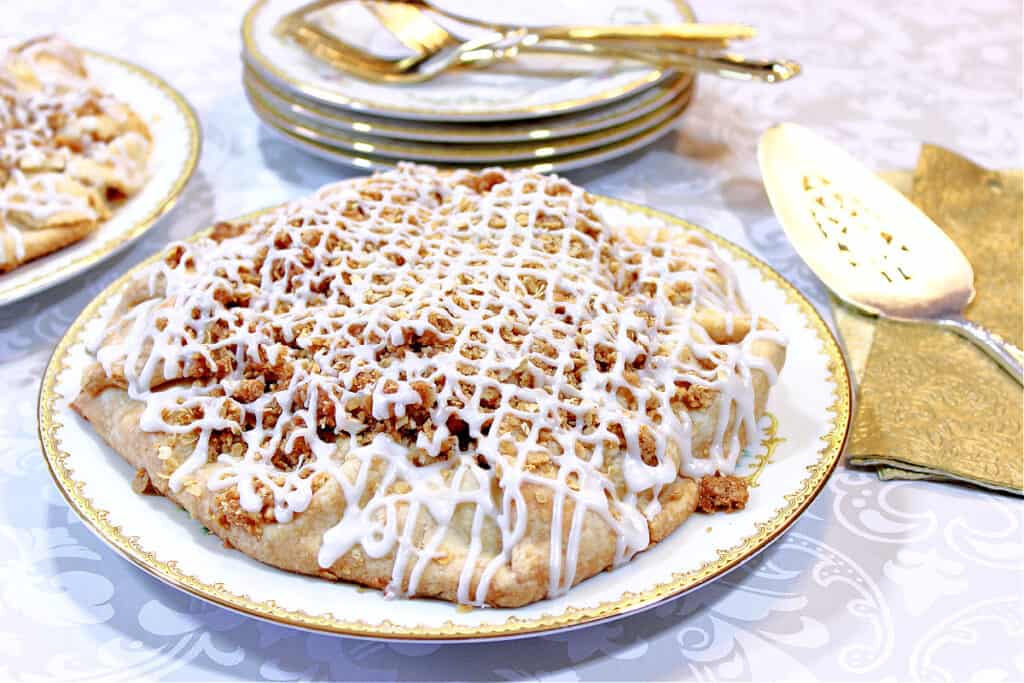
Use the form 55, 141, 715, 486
91, 165, 785, 604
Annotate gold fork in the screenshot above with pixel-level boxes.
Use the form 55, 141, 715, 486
367, 0, 755, 51
366, 1, 455, 57
277, 0, 754, 60
276, 1, 794, 85
368, 2, 799, 84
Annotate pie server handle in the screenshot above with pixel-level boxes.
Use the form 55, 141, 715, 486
938, 316, 1024, 385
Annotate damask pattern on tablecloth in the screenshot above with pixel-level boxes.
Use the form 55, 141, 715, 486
0, 0, 1021, 680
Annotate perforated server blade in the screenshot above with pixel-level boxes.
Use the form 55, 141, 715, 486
757, 123, 1021, 383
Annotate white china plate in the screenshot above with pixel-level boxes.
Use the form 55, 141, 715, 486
245, 74, 693, 163
244, 66, 694, 144
40, 196, 851, 642
242, 0, 693, 122
0, 52, 200, 307
250, 91, 692, 173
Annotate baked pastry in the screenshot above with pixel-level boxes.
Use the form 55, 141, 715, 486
72, 165, 786, 607
0, 36, 151, 273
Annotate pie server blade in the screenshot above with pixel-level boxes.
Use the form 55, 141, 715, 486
757, 123, 1022, 383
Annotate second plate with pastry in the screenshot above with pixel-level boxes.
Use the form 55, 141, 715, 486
0, 36, 200, 306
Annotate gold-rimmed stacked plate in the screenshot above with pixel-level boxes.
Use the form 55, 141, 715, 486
241, 0, 697, 172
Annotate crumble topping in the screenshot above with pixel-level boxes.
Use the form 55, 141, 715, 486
89, 164, 784, 604
697, 473, 750, 513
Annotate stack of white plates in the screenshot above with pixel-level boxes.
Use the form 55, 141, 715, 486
241, 0, 696, 172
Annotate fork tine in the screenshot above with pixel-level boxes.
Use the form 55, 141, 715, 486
366, 1, 456, 55
363, 2, 426, 55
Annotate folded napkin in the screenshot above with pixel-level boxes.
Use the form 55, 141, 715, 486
838, 145, 1023, 495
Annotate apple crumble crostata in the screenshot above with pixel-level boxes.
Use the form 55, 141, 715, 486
73, 165, 786, 607
0, 36, 151, 273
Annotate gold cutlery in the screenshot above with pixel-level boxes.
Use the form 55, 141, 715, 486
759, 123, 1023, 383
276, 0, 800, 84
369, 0, 755, 47
369, 2, 797, 84
367, 2, 796, 83
278, 0, 755, 54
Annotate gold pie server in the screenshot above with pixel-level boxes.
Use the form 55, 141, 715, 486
758, 123, 1023, 384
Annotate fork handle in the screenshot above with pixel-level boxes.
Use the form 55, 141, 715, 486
533, 23, 756, 43
646, 50, 801, 83
502, 40, 801, 84
938, 316, 1024, 384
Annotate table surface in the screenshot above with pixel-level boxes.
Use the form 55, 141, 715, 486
2, 1, 1022, 680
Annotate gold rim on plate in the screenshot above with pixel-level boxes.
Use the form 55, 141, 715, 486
38, 197, 852, 641
244, 65, 695, 144
241, 0, 696, 122
252, 84, 694, 173
0, 51, 202, 307
245, 73, 693, 163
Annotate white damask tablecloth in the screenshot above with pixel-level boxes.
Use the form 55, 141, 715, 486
2, 1, 1021, 681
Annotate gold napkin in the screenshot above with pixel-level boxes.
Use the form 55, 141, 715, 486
838, 145, 1023, 495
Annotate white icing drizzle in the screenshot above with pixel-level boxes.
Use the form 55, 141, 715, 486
91, 165, 786, 605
